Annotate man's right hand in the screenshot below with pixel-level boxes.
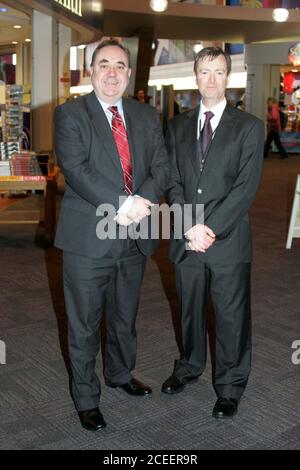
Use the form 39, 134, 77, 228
185, 224, 216, 253
127, 197, 154, 224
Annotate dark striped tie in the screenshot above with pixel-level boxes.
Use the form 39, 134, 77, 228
201, 111, 214, 156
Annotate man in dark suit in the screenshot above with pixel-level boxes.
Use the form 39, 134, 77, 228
161, 47, 264, 418
54, 39, 169, 431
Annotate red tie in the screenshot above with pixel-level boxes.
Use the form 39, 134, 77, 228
109, 106, 132, 195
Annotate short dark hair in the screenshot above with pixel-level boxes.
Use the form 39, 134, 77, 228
194, 47, 231, 75
90, 39, 131, 67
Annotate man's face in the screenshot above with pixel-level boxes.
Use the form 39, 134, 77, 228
195, 55, 229, 107
90, 45, 131, 104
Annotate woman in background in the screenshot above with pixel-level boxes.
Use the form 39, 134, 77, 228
264, 97, 288, 159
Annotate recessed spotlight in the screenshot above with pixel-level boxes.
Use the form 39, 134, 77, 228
194, 44, 203, 54
12, 41, 18, 45
272, 8, 289, 22
150, 0, 168, 13
91, 1, 103, 13
13, 25, 22, 29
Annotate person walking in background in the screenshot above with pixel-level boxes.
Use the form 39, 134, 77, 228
161, 47, 264, 419
54, 39, 170, 432
264, 97, 288, 159
135, 89, 147, 103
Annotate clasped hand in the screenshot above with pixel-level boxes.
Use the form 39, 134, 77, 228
114, 197, 154, 226
185, 224, 216, 253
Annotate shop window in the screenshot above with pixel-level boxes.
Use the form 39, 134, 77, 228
0, 54, 16, 85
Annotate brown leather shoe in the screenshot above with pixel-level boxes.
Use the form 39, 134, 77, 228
78, 407, 106, 431
107, 377, 152, 396
212, 398, 238, 419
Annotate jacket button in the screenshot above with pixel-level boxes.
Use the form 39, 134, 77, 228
197, 189, 202, 194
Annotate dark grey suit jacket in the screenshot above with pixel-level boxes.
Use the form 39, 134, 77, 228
166, 104, 264, 265
54, 91, 170, 258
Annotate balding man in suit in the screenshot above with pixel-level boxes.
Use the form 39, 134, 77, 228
54, 39, 169, 431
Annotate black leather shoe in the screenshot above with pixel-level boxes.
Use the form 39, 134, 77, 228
106, 377, 152, 396
212, 397, 238, 419
161, 375, 198, 395
78, 407, 106, 431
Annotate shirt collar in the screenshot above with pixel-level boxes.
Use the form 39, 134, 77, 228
200, 98, 227, 120
96, 96, 124, 115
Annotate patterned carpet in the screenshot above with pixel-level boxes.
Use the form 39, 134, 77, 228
0, 154, 300, 450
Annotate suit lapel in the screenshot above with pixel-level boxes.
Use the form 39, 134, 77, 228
200, 104, 237, 179
123, 98, 144, 193
84, 92, 123, 177
184, 106, 201, 178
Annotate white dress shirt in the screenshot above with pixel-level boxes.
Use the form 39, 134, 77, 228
197, 98, 227, 139
95, 95, 135, 214
96, 97, 126, 129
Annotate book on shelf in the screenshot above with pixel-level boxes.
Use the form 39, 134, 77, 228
0, 141, 20, 160
9, 152, 43, 176
0, 161, 11, 176
0, 175, 47, 181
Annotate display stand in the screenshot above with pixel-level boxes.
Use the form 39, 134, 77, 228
286, 174, 300, 249
0, 167, 60, 242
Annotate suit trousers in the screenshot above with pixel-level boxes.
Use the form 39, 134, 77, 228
63, 239, 146, 412
174, 253, 251, 401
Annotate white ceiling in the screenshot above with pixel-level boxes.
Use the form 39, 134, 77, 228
103, 0, 300, 43
0, 2, 30, 48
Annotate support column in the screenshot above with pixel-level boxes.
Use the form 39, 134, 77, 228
31, 10, 57, 153
57, 23, 71, 105
134, 27, 154, 97
245, 64, 281, 124
15, 43, 23, 85
245, 64, 270, 122
15, 42, 31, 86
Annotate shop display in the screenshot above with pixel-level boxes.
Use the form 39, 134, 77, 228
5, 85, 23, 144
0, 160, 10, 176
0, 141, 20, 160
279, 70, 300, 153
9, 151, 42, 176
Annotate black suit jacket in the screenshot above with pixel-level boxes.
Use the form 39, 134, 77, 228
54, 92, 170, 258
166, 104, 264, 265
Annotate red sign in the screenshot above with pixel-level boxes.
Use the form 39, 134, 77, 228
288, 44, 300, 66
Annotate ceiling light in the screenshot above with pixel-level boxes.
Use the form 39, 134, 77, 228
150, 0, 168, 13
0, 7, 7, 12
193, 43, 203, 54
292, 69, 299, 72
13, 25, 22, 29
77, 44, 86, 50
91, 1, 103, 13
12, 41, 18, 45
25, 38, 31, 42
272, 8, 289, 22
